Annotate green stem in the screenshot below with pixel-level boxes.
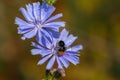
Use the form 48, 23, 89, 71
42, 75, 61, 80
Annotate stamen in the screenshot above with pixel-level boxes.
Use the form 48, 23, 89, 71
36, 24, 43, 29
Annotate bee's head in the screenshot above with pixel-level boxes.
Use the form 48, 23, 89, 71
58, 40, 65, 46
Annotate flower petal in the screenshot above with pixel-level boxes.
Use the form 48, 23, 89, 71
37, 29, 42, 43
36, 30, 46, 47
65, 51, 80, 56
45, 13, 63, 23
18, 25, 34, 30
67, 45, 83, 52
18, 27, 33, 34
31, 49, 51, 56
63, 55, 79, 65
59, 57, 69, 68
17, 19, 34, 34
43, 6, 55, 22
15, 17, 32, 26
65, 35, 78, 47
59, 29, 69, 41
41, 2, 55, 23
20, 7, 33, 22
41, 29, 52, 43
22, 27, 37, 40
46, 28, 59, 38
33, 2, 41, 20
26, 4, 34, 20
18, 25, 34, 34
44, 22, 65, 28
41, 2, 47, 21
37, 30, 52, 49
46, 56, 55, 69
31, 42, 42, 49
56, 57, 63, 69
42, 36, 52, 49
37, 54, 52, 65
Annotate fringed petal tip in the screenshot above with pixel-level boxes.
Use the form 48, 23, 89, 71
79, 45, 83, 50
21, 36, 26, 40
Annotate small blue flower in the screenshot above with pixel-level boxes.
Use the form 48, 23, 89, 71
15, 2, 65, 45
31, 29, 83, 70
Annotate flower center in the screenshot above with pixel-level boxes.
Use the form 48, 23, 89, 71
57, 40, 66, 55
36, 24, 43, 29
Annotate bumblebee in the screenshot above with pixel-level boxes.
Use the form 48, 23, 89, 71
58, 40, 66, 55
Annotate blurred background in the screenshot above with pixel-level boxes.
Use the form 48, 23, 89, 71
0, 0, 120, 80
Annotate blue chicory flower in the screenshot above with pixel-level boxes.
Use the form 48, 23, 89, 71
31, 29, 83, 70
15, 2, 65, 46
